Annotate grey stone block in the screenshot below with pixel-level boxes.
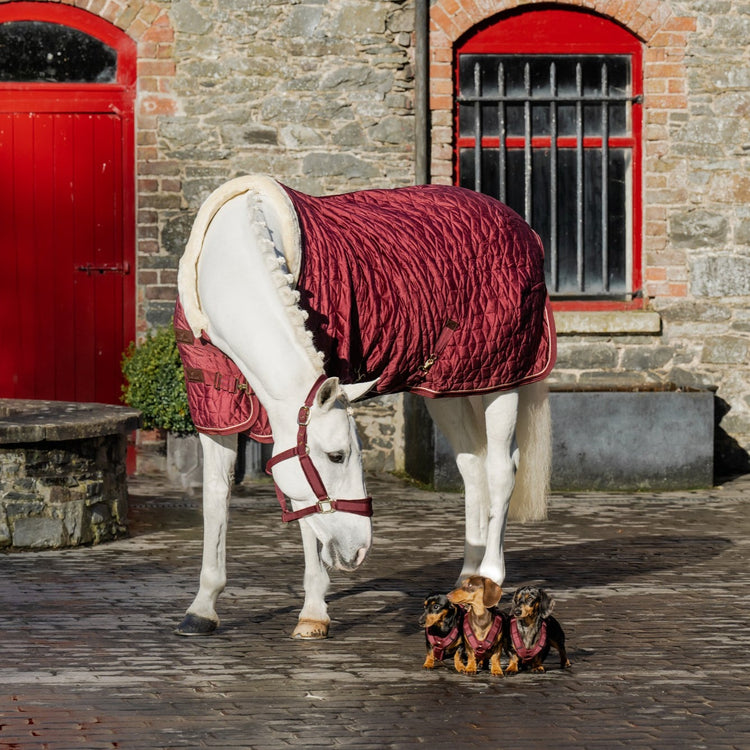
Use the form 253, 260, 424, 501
11, 517, 66, 549
425, 387, 715, 492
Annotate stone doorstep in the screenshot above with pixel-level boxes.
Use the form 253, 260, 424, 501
0, 399, 141, 444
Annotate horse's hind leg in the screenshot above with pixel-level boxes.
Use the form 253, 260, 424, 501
478, 389, 520, 585
425, 396, 490, 582
175, 432, 238, 636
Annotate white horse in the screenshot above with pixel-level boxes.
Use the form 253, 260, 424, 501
175, 175, 552, 639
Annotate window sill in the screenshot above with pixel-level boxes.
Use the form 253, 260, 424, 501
554, 310, 661, 335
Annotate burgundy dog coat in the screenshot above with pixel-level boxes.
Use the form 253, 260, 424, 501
175, 184, 555, 439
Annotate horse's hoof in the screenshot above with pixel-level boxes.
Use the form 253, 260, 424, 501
292, 618, 329, 639
174, 613, 218, 637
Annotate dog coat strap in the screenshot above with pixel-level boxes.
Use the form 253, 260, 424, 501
510, 617, 547, 662
463, 613, 505, 659
426, 624, 460, 660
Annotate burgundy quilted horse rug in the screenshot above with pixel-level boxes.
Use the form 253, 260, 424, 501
175, 182, 555, 441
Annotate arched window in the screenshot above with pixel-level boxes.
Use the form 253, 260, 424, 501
0, 19, 117, 83
456, 8, 643, 304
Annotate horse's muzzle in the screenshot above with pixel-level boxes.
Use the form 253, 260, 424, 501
326, 544, 370, 572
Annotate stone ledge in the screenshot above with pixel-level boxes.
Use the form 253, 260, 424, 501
555, 310, 662, 335
0, 400, 141, 444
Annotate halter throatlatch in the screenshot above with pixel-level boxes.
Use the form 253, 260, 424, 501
265, 374, 374, 523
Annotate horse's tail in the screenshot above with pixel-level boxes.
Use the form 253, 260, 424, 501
508, 380, 551, 522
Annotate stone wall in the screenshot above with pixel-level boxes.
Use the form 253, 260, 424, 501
428, 0, 750, 475
25, 0, 748, 476
137, 0, 417, 473
0, 435, 129, 548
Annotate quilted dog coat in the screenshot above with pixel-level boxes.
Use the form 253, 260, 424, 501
175, 182, 556, 439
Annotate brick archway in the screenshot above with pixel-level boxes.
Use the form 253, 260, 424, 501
428, 0, 697, 300
0, 0, 178, 400
0, 0, 179, 337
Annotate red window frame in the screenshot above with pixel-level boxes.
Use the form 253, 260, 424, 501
455, 8, 644, 311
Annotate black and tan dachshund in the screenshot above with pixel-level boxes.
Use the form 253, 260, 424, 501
420, 593, 464, 669
505, 585, 571, 674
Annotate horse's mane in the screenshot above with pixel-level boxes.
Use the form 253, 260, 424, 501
177, 176, 324, 371
247, 191, 325, 369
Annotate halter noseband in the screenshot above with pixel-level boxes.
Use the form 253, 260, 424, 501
265, 374, 374, 523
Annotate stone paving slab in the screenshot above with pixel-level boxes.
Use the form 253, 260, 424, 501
1, 473, 750, 749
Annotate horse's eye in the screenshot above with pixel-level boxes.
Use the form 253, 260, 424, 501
327, 451, 345, 464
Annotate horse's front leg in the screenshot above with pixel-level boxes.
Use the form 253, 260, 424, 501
291, 520, 331, 639
478, 391, 519, 585
175, 433, 237, 636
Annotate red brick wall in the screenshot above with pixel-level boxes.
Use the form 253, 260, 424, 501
428, 0, 696, 301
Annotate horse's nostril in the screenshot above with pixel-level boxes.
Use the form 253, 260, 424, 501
354, 547, 368, 567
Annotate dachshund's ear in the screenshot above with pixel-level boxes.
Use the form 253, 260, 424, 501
539, 589, 555, 619
482, 578, 503, 608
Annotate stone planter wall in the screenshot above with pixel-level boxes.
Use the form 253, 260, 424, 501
0, 401, 140, 549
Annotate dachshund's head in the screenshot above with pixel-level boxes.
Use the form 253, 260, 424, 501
420, 593, 461, 629
447, 575, 503, 615
511, 585, 555, 622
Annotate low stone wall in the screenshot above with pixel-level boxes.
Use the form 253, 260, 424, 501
0, 400, 140, 549
411, 383, 715, 493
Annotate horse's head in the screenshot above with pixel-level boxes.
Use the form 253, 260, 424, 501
267, 376, 373, 572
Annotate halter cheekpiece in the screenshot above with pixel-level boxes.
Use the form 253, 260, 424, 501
265, 374, 374, 523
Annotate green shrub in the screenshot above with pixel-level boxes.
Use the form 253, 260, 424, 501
121, 324, 195, 434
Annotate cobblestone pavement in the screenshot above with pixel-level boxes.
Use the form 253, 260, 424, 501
2, 472, 750, 749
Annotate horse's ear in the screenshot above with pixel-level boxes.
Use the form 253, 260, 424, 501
341, 379, 379, 403
315, 377, 342, 412
482, 578, 503, 608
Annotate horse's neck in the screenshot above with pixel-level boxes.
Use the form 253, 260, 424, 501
195, 192, 323, 432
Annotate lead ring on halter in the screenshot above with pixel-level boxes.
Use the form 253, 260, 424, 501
265, 374, 374, 523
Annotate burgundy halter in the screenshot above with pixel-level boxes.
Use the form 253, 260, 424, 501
265, 374, 374, 523
463, 612, 506, 660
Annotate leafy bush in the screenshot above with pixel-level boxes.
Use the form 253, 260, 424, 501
121, 324, 195, 434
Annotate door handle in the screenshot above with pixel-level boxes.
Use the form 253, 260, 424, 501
75, 262, 131, 275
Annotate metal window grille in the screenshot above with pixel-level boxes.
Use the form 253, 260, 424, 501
457, 55, 641, 298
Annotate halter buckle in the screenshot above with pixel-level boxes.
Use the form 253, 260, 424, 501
316, 498, 335, 514
298, 405, 311, 426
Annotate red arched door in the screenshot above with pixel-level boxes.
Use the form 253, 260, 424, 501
0, 3, 135, 404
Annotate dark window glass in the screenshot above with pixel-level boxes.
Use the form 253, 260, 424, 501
458, 54, 634, 297
0, 21, 116, 83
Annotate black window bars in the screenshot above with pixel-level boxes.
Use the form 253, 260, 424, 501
457, 55, 641, 298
